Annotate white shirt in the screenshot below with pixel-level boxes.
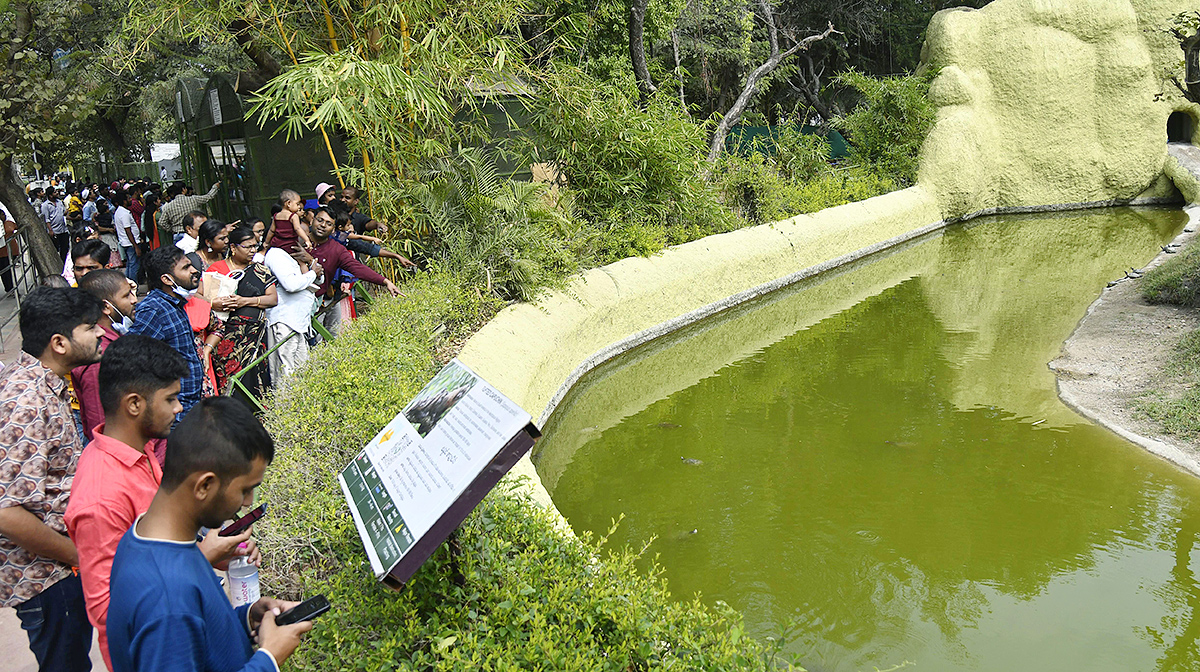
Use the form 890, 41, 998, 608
263, 247, 319, 334
176, 234, 198, 254
114, 206, 139, 247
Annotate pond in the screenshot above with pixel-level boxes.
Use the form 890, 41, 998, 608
536, 207, 1200, 672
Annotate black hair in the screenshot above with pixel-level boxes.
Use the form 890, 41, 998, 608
112, 189, 129, 207
98, 334, 187, 415
325, 199, 349, 217
228, 227, 256, 248
344, 186, 365, 200
19, 287, 103, 357
78, 268, 129, 303
198, 219, 226, 248
182, 211, 206, 233
143, 246, 185, 291
40, 275, 70, 288
70, 223, 96, 243
71, 239, 111, 265
166, 183, 185, 198
269, 203, 282, 218
162, 397, 275, 490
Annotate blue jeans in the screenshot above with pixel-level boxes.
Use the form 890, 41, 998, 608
14, 572, 93, 672
121, 245, 139, 282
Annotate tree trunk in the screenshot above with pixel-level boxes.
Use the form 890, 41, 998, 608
629, 0, 657, 108
0, 161, 62, 278
790, 53, 834, 128
229, 20, 284, 95
704, 18, 838, 168
98, 114, 132, 162
672, 29, 687, 112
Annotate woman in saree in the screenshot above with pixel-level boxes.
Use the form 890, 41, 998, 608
208, 226, 278, 396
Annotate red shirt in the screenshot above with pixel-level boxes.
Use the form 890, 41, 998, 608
65, 424, 163, 671
310, 238, 388, 296
70, 324, 120, 442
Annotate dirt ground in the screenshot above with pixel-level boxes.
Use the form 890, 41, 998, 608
1050, 211, 1200, 475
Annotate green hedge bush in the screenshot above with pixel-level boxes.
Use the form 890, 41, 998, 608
257, 270, 798, 671
523, 70, 741, 265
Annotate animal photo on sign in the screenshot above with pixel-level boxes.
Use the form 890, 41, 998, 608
403, 362, 479, 438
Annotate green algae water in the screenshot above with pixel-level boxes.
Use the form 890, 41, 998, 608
536, 208, 1200, 672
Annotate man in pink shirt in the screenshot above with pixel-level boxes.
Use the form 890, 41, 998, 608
71, 269, 137, 442
65, 335, 257, 669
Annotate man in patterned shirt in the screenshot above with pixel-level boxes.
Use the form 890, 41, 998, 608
0, 286, 105, 671
130, 246, 205, 420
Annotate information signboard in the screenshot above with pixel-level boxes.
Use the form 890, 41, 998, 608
338, 359, 539, 585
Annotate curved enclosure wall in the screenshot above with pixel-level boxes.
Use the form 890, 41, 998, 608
457, 0, 1200, 507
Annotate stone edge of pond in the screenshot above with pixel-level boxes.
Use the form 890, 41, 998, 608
458, 184, 1185, 510
1053, 205, 1200, 478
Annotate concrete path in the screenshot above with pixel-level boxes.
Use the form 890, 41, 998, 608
1169, 141, 1200, 181
0, 607, 105, 671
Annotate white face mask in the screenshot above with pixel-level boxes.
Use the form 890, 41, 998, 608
172, 285, 196, 300
105, 300, 133, 335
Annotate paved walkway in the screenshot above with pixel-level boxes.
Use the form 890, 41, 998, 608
1169, 141, 1200, 181
1, 608, 105, 671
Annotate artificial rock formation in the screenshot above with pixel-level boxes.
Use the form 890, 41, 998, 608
920, 0, 1200, 218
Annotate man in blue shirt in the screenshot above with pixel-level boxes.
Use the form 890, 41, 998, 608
130, 246, 204, 419
107, 397, 311, 672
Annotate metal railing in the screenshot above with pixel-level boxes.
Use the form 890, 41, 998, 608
0, 224, 54, 354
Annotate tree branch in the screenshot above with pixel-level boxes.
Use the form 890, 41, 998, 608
228, 19, 284, 94
705, 21, 839, 168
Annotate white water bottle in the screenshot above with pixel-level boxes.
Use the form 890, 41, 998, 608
227, 545, 259, 607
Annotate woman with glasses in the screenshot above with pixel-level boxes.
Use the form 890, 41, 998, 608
207, 227, 278, 397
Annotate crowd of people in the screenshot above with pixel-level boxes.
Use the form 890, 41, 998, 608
0, 179, 418, 671
29, 178, 414, 400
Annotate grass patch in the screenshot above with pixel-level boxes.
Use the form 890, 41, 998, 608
1136, 329, 1200, 437
1142, 244, 1200, 307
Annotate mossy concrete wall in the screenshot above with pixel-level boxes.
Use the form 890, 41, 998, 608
457, 0, 1200, 507
459, 187, 943, 505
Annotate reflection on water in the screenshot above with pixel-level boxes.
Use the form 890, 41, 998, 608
538, 208, 1200, 671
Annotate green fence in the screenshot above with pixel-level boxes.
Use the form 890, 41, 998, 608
724, 124, 851, 160
73, 160, 162, 184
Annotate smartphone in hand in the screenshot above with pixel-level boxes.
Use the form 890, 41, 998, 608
219, 503, 267, 537
275, 595, 331, 626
